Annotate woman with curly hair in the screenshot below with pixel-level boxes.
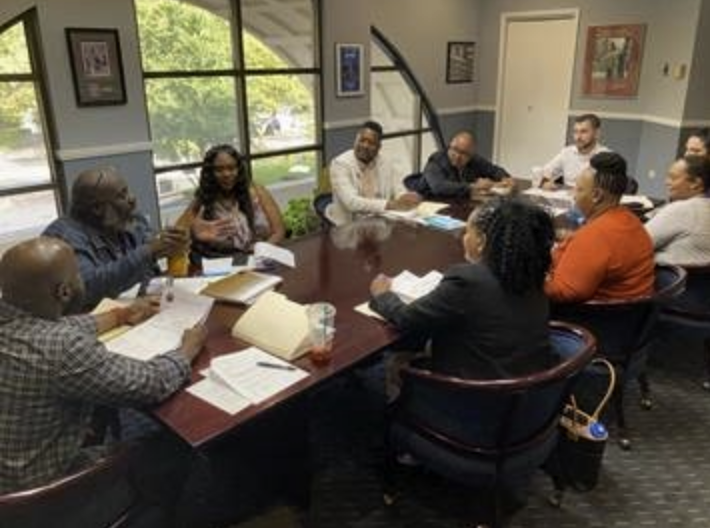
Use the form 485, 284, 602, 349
369, 196, 558, 379
177, 144, 285, 262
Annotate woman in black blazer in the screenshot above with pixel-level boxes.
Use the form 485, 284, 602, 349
369, 197, 557, 380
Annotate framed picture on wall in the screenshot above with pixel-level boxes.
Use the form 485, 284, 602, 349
335, 43, 365, 97
582, 24, 646, 97
66, 28, 127, 107
446, 41, 475, 84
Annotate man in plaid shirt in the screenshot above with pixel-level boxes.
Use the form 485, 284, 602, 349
0, 237, 206, 494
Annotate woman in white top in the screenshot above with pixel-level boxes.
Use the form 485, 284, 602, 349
645, 155, 710, 265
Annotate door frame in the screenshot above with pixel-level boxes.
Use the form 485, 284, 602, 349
493, 8, 580, 163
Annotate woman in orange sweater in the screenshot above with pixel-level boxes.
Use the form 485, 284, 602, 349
545, 152, 654, 303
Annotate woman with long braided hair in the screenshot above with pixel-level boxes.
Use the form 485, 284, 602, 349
369, 196, 558, 380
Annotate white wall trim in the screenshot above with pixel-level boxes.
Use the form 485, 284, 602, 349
681, 119, 710, 128
323, 118, 366, 130
56, 142, 153, 161
438, 105, 477, 116
493, 8, 580, 160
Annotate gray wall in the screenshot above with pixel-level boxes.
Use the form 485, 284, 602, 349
321, 0, 480, 126
684, 0, 710, 121
2, 0, 159, 223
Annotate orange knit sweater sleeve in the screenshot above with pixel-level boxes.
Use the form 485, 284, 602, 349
544, 227, 611, 303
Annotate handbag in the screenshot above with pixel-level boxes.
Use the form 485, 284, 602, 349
547, 357, 616, 493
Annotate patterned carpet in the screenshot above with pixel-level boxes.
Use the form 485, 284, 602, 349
234, 333, 710, 528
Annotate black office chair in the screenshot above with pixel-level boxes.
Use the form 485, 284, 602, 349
552, 264, 686, 450
383, 322, 596, 528
0, 447, 163, 528
656, 263, 710, 389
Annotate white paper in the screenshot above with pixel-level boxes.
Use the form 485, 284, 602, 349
391, 270, 443, 303
208, 347, 308, 404
201, 257, 236, 276
621, 194, 654, 210
354, 301, 385, 321
106, 285, 214, 361
186, 377, 251, 415
253, 242, 296, 268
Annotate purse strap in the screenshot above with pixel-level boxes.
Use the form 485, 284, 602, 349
588, 358, 616, 420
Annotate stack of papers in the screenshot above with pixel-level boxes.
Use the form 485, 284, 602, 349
620, 194, 654, 210
382, 201, 451, 223
187, 347, 309, 415
105, 285, 214, 361
354, 269, 444, 319
420, 214, 466, 231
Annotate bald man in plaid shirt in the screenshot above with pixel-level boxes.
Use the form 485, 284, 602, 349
0, 237, 205, 494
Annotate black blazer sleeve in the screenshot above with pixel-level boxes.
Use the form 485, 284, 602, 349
369, 270, 469, 336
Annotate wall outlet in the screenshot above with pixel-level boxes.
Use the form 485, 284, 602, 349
648, 169, 656, 179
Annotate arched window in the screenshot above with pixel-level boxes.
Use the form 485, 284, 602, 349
370, 27, 443, 178
0, 12, 58, 248
134, 0, 321, 224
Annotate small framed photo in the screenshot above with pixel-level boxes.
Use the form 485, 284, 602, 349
335, 43, 364, 97
65, 28, 127, 107
446, 41, 475, 84
582, 24, 646, 98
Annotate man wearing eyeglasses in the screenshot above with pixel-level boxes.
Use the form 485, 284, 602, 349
43, 167, 189, 310
418, 131, 512, 199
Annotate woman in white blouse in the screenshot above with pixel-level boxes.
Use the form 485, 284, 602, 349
645, 155, 710, 265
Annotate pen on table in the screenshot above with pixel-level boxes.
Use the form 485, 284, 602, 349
164, 275, 175, 303
256, 361, 296, 371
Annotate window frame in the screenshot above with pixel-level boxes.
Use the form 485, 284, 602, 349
134, 0, 323, 225
0, 10, 63, 229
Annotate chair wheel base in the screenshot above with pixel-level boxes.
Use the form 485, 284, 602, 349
618, 437, 632, 450
383, 493, 397, 506
548, 490, 564, 508
639, 397, 653, 410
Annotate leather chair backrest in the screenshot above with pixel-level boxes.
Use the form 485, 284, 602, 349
396, 322, 595, 453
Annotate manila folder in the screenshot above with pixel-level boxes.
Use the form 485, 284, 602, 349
231, 291, 310, 360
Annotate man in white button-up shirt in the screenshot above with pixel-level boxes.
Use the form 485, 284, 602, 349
541, 114, 609, 189
326, 121, 421, 226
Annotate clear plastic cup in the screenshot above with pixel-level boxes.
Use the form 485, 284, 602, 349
306, 303, 336, 365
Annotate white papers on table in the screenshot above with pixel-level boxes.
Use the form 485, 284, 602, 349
354, 302, 385, 321
354, 269, 443, 320
210, 347, 308, 404
253, 242, 296, 268
201, 258, 255, 277
105, 285, 214, 361
391, 270, 443, 303
381, 201, 450, 223
620, 194, 654, 210
187, 347, 308, 414
186, 377, 251, 415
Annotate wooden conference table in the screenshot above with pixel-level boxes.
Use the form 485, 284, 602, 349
155, 202, 473, 447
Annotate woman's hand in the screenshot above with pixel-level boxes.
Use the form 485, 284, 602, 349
192, 213, 237, 242
370, 273, 393, 297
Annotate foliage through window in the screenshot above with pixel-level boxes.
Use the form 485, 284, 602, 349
0, 14, 57, 247
135, 0, 321, 225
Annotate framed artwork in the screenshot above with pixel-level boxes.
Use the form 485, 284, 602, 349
582, 24, 646, 97
335, 43, 364, 97
446, 41, 475, 84
65, 28, 127, 107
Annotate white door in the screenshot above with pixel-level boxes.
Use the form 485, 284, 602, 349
495, 14, 578, 178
